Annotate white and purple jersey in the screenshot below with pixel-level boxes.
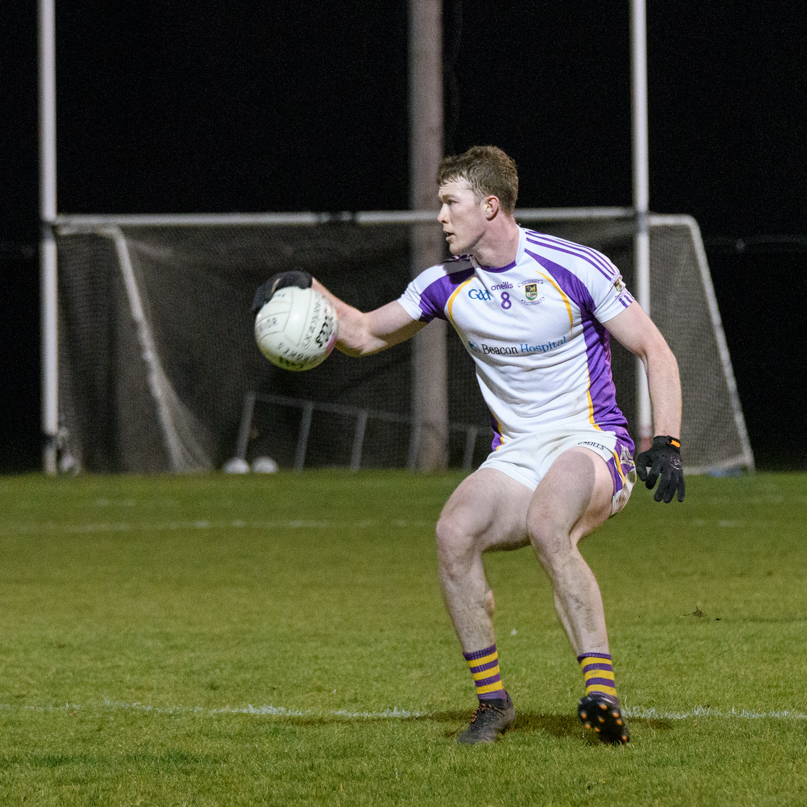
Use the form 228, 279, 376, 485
397, 226, 636, 452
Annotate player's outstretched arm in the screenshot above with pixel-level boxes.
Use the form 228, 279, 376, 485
312, 279, 425, 356
312, 279, 425, 357
604, 302, 685, 503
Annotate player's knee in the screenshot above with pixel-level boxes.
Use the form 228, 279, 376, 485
435, 513, 476, 572
528, 519, 571, 569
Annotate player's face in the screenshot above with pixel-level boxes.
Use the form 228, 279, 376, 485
437, 180, 488, 256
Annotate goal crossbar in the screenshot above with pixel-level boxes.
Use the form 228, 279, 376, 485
54, 207, 635, 231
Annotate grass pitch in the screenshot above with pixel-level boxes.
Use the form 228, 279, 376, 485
0, 471, 806, 805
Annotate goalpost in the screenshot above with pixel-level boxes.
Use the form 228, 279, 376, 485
50, 210, 753, 475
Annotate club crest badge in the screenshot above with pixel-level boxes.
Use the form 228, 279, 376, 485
517, 279, 545, 306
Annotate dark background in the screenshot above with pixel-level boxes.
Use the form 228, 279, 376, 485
2, 1, 805, 473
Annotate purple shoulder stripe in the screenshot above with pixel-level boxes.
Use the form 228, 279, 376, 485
417, 266, 475, 322
525, 249, 595, 313
525, 231, 617, 281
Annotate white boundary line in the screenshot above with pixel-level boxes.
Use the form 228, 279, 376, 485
1, 701, 804, 722
8, 519, 436, 535
625, 705, 807, 721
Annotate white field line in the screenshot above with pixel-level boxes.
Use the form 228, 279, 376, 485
0, 700, 805, 722
8, 518, 435, 535
625, 705, 807, 720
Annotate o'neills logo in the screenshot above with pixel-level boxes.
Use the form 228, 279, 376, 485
490, 282, 513, 291
468, 336, 567, 355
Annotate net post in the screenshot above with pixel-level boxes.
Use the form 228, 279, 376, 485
407, 422, 422, 472
462, 426, 478, 471
350, 410, 369, 472
294, 403, 314, 472
235, 392, 257, 461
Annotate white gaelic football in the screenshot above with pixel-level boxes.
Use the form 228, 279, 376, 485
254, 286, 339, 371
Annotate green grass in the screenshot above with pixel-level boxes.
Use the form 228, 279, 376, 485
0, 471, 806, 805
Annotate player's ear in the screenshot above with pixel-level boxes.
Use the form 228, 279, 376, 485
483, 196, 500, 220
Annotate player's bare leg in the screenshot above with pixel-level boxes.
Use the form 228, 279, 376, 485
436, 468, 531, 743
436, 468, 532, 651
527, 447, 630, 743
526, 448, 612, 654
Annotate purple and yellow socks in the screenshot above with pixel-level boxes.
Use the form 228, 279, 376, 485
464, 644, 507, 701
578, 652, 619, 704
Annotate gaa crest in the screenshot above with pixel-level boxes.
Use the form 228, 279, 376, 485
524, 282, 538, 301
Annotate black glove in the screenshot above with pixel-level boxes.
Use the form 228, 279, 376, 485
635, 436, 685, 503
251, 271, 312, 314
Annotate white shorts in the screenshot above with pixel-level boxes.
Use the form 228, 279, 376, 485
478, 427, 637, 517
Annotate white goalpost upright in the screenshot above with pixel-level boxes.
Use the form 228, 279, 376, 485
38, 0, 59, 475
631, 0, 653, 451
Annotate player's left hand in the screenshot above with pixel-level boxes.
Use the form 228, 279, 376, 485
635, 436, 685, 503
251, 271, 313, 314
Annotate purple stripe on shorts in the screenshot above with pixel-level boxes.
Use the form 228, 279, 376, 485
525, 232, 617, 281
606, 433, 636, 495
489, 413, 503, 451
606, 457, 622, 495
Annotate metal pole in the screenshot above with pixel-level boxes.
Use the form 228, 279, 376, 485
631, 0, 653, 451
408, 0, 447, 471
39, 0, 59, 474
294, 403, 314, 472
350, 410, 369, 472
235, 392, 257, 460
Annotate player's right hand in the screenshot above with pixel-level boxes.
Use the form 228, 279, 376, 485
251, 271, 313, 314
635, 436, 685, 503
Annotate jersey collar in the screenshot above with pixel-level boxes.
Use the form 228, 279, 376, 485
470, 226, 526, 273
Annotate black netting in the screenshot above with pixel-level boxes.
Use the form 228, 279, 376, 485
55, 217, 750, 473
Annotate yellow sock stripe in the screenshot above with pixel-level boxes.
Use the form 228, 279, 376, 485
472, 665, 500, 682
476, 682, 506, 695
579, 656, 613, 668
587, 683, 618, 696
583, 669, 615, 683
466, 652, 498, 669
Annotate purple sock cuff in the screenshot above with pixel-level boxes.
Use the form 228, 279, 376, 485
463, 644, 497, 662
577, 652, 612, 663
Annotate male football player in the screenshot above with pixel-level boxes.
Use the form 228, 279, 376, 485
252, 146, 684, 745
